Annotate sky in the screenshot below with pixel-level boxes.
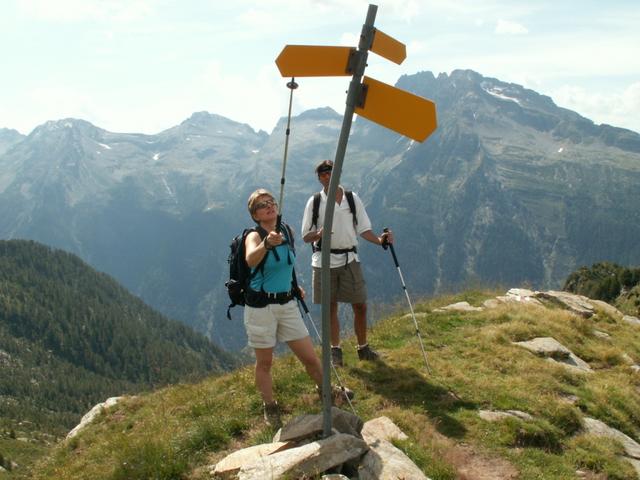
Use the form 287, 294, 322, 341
1, 0, 639, 136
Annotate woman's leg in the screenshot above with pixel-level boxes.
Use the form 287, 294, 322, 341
254, 347, 275, 403
287, 336, 323, 386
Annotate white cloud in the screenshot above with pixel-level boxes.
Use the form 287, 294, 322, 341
17, 0, 154, 22
552, 82, 640, 133
495, 19, 528, 35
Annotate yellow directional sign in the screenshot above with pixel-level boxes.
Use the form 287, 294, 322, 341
276, 45, 354, 77
371, 29, 406, 65
355, 76, 437, 142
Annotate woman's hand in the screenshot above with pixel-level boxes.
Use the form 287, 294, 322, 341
265, 230, 283, 249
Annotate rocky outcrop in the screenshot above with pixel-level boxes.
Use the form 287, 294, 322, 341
236, 433, 367, 480
582, 417, 640, 475
66, 396, 123, 439
513, 337, 592, 373
211, 411, 429, 479
478, 410, 534, 422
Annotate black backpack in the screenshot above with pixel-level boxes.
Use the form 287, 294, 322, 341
310, 190, 357, 252
225, 224, 295, 319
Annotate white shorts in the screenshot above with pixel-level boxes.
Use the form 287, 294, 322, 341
243, 300, 309, 349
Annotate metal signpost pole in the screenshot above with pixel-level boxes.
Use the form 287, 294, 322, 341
320, 3, 377, 438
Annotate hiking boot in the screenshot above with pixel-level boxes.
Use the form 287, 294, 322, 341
357, 344, 380, 361
263, 401, 282, 429
331, 346, 344, 367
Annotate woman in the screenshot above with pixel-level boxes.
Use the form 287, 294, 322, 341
244, 189, 324, 428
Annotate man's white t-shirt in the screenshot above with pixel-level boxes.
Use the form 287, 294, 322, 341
301, 187, 372, 268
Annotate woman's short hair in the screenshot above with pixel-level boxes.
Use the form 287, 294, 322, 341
247, 188, 274, 220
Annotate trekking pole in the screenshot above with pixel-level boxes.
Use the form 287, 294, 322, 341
382, 227, 432, 373
296, 297, 357, 416
276, 77, 298, 233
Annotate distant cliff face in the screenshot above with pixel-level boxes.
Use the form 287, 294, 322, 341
1, 70, 639, 349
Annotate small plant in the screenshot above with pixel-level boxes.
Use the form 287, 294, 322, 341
112, 440, 187, 480
392, 438, 456, 480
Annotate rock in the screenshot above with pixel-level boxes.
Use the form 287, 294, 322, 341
402, 312, 428, 319
583, 417, 640, 459
627, 457, 640, 476
212, 442, 292, 478
361, 416, 408, 444
593, 330, 611, 339
276, 407, 363, 443
482, 299, 503, 309
632, 365, 640, 373
623, 315, 640, 326
67, 396, 123, 439
237, 433, 368, 480
478, 410, 533, 422
513, 337, 592, 372
507, 288, 537, 298
437, 301, 483, 312
590, 299, 624, 320
534, 291, 594, 318
359, 438, 429, 480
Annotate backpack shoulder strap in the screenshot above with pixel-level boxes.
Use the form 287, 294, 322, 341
310, 192, 322, 230
344, 190, 357, 226
283, 222, 295, 254
247, 227, 270, 277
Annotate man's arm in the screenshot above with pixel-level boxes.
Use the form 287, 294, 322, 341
360, 229, 393, 246
301, 195, 320, 244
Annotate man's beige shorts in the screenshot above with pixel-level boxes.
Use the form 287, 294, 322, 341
243, 301, 309, 349
312, 261, 367, 304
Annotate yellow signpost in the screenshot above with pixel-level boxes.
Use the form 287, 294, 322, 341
275, 45, 354, 77
355, 76, 437, 142
370, 28, 406, 65
274, 3, 437, 438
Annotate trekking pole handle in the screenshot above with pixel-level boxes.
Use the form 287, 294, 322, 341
383, 227, 400, 267
276, 214, 282, 233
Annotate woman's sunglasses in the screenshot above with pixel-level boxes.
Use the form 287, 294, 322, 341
254, 199, 277, 211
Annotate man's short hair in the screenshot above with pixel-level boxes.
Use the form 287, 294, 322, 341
315, 160, 333, 174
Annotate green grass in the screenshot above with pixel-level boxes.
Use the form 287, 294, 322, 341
24, 289, 640, 480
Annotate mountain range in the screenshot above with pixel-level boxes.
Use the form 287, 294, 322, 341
0, 239, 236, 442
1, 69, 639, 350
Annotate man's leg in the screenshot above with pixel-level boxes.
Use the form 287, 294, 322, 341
352, 302, 367, 346
330, 301, 340, 346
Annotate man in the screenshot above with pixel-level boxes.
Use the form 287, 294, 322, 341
301, 160, 393, 366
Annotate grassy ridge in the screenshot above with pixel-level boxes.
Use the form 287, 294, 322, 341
17, 289, 640, 480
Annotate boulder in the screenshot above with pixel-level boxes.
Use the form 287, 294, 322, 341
275, 407, 363, 443
623, 315, 640, 327
67, 396, 123, 439
212, 442, 292, 478
593, 330, 611, 339
590, 300, 624, 320
359, 438, 430, 480
583, 417, 640, 459
478, 410, 533, 422
361, 416, 408, 444
435, 301, 483, 313
534, 291, 594, 318
237, 433, 368, 480
513, 337, 592, 372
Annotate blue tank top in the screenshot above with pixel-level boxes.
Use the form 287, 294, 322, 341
249, 229, 295, 293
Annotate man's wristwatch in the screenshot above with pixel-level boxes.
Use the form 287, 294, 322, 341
263, 236, 273, 250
